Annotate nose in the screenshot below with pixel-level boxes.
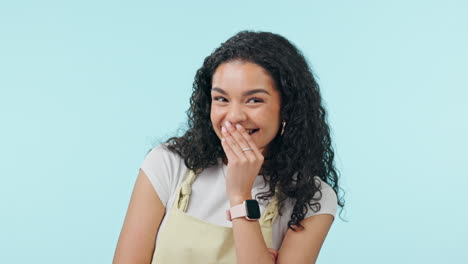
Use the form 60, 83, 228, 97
225, 103, 247, 125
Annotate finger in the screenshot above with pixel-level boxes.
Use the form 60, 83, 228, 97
235, 124, 263, 159
225, 122, 250, 148
221, 137, 238, 162
233, 124, 258, 161
223, 126, 248, 161
268, 248, 278, 261
221, 127, 239, 160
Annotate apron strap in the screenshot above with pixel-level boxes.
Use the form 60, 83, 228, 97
260, 196, 279, 225
173, 169, 197, 212
260, 185, 281, 225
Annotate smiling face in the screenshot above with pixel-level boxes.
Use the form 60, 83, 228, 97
210, 60, 282, 154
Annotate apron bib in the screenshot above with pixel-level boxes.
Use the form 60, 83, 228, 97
151, 169, 278, 264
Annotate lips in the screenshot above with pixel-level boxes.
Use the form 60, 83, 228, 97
246, 128, 259, 135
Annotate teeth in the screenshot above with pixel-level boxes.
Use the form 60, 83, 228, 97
247, 129, 257, 134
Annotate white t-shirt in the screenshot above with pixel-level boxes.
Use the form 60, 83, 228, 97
140, 144, 337, 250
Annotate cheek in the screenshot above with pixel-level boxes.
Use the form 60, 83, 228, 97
210, 108, 222, 129
210, 105, 216, 119
257, 109, 280, 129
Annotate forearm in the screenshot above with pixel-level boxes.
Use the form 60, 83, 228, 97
230, 196, 275, 264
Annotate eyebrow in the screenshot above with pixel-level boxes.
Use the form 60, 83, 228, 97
211, 87, 270, 96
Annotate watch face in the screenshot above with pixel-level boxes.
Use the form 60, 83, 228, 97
245, 200, 261, 219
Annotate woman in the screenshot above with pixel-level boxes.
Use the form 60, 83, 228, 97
113, 31, 344, 264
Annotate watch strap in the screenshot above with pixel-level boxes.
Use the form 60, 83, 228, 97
226, 202, 246, 221
231, 203, 246, 219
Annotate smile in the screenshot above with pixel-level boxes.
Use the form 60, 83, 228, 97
246, 129, 259, 135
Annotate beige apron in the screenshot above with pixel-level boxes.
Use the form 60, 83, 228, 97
151, 169, 278, 264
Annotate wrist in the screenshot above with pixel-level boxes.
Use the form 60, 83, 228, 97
226, 199, 261, 221
229, 195, 252, 207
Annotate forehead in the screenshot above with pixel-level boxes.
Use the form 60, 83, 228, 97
211, 61, 276, 94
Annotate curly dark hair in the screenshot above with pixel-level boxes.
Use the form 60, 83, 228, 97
164, 30, 344, 231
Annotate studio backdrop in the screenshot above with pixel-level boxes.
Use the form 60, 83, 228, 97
1, 0, 467, 263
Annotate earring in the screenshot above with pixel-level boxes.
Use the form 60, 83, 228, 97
280, 120, 286, 136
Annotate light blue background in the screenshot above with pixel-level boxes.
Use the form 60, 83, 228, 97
1, 0, 467, 263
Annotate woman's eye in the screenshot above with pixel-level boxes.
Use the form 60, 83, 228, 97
213, 96, 227, 102
247, 97, 263, 103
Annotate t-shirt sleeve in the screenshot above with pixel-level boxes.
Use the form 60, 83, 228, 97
139, 144, 183, 208
305, 177, 338, 219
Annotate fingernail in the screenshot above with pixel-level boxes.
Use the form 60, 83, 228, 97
224, 121, 231, 127
236, 124, 242, 130
221, 126, 227, 133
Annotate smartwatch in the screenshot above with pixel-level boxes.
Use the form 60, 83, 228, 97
226, 199, 261, 221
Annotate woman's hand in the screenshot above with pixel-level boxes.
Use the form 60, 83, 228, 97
268, 248, 278, 263
221, 121, 264, 205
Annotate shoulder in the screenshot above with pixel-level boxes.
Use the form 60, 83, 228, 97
143, 143, 183, 166
139, 143, 188, 207
141, 144, 185, 178
307, 176, 338, 219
